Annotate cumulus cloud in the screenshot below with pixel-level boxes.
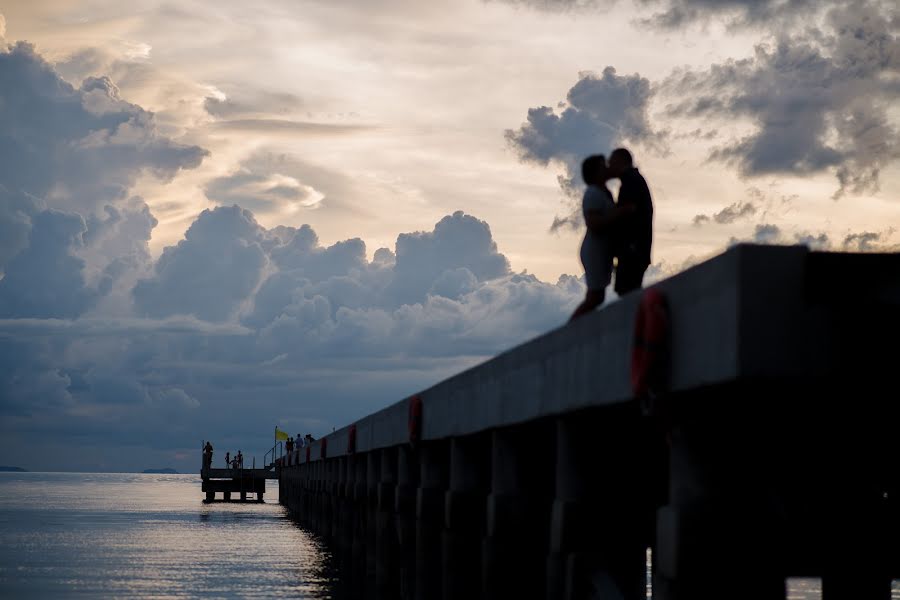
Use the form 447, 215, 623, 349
0, 42, 208, 215
842, 231, 881, 252
133, 205, 269, 322
506, 67, 662, 230
0, 39, 209, 305
693, 199, 757, 226
1, 204, 584, 470
662, 1, 900, 197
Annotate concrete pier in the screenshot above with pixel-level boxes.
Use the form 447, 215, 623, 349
201, 465, 274, 502
276, 245, 900, 599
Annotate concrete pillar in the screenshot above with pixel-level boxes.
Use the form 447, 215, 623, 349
350, 452, 368, 597
366, 450, 382, 594
546, 408, 663, 600
443, 435, 489, 600
396, 445, 419, 600
416, 441, 448, 600
484, 427, 550, 600
376, 447, 400, 599
655, 421, 786, 600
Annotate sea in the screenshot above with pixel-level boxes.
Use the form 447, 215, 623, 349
0, 472, 896, 599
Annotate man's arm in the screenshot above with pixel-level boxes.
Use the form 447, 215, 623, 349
585, 203, 636, 234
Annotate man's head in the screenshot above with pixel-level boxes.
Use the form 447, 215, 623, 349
608, 148, 633, 177
581, 154, 608, 186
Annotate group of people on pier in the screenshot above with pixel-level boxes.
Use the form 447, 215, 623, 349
200, 443, 246, 470
285, 434, 315, 454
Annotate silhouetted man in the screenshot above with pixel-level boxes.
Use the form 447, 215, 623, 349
203, 441, 213, 469
608, 148, 653, 296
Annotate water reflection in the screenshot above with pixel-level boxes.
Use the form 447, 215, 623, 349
0, 472, 336, 598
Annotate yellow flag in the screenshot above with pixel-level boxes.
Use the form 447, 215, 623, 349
275, 426, 289, 442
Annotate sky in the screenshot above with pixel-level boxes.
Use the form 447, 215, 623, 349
0, 0, 898, 471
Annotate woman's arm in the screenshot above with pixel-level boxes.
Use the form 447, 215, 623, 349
585, 204, 636, 233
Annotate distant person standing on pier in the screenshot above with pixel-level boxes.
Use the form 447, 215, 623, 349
224, 451, 230, 468
203, 441, 213, 469
608, 148, 653, 296
237, 451, 243, 468
286, 437, 294, 454
570, 154, 622, 321
297, 434, 305, 448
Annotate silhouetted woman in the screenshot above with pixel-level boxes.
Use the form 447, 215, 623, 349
570, 155, 616, 321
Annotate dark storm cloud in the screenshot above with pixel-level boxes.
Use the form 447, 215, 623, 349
0, 209, 97, 318
662, 1, 900, 197
635, 0, 821, 28
506, 67, 662, 230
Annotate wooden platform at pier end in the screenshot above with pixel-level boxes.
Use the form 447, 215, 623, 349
200, 466, 277, 502
275, 245, 900, 600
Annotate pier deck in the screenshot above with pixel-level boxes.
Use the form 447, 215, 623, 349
275, 245, 899, 600
200, 465, 277, 502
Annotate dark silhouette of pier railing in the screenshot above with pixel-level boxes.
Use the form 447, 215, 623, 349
276, 245, 899, 600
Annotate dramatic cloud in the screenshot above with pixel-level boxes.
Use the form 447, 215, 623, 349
506, 67, 662, 229
0, 40, 208, 297
0, 42, 208, 215
662, 1, 900, 196
1, 202, 583, 470
0, 209, 96, 318
133, 205, 269, 322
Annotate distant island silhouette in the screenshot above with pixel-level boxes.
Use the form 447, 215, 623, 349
142, 468, 179, 474
0, 466, 27, 472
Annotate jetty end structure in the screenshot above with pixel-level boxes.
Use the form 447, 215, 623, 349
275, 244, 899, 600
201, 458, 278, 502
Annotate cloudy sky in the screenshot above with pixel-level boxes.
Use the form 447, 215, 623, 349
1, 0, 898, 471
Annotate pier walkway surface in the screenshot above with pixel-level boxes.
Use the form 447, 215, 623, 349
275, 244, 899, 600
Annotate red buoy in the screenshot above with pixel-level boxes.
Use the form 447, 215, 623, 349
631, 288, 670, 400
408, 395, 423, 444
347, 424, 357, 454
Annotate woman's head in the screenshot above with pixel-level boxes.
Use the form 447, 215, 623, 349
581, 154, 608, 185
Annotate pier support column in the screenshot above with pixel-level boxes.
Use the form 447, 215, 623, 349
416, 441, 448, 600
350, 453, 368, 597
484, 426, 552, 600
655, 418, 786, 600
442, 435, 488, 600
548, 408, 662, 600
396, 444, 419, 600
376, 447, 400, 599
366, 450, 382, 594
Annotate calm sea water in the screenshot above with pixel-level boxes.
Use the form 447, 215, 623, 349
0, 472, 895, 599
0, 472, 335, 598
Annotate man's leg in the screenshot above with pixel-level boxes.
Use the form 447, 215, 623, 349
569, 289, 606, 322
614, 262, 647, 297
